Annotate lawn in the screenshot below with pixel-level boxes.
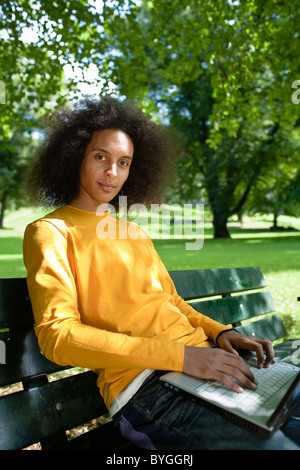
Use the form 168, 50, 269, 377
1, 207, 300, 336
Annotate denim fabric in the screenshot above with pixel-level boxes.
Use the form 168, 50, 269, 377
113, 372, 300, 450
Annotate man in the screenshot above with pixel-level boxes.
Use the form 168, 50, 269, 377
23, 96, 299, 449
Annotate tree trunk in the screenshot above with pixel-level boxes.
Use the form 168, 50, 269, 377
212, 212, 230, 238
0, 195, 6, 229
270, 212, 279, 231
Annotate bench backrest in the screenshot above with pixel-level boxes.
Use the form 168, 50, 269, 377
169, 267, 286, 341
0, 267, 286, 449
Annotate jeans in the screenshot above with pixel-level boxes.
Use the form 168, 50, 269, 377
113, 372, 300, 450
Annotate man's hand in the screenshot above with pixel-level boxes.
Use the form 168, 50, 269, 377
183, 346, 258, 394
216, 330, 275, 369
182, 331, 275, 394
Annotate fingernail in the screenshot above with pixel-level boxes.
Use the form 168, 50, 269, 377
237, 386, 244, 393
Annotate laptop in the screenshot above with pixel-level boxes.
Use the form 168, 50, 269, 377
160, 353, 300, 438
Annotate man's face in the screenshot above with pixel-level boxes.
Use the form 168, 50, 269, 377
71, 128, 134, 212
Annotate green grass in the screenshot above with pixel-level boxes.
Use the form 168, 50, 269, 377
1, 208, 300, 335
0, 207, 47, 278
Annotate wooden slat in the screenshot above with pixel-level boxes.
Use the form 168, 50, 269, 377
0, 278, 33, 328
189, 291, 275, 325
0, 328, 66, 387
0, 370, 107, 450
235, 315, 288, 342
169, 267, 266, 300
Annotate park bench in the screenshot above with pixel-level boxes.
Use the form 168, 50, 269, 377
0, 266, 298, 450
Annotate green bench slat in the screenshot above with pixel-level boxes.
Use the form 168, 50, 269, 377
189, 291, 276, 325
0, 278, 33, 328
0, 329, 65, 387
235, 314, 288, 342
0, 370, 107, 450
170, 267, 266, 300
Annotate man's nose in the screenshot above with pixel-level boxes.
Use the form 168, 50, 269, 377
105, 163, 117, 178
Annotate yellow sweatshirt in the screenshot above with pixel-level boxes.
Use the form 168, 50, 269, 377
23, 205, 229, 409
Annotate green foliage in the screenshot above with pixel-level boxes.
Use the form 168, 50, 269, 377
95, 1, 300, 236
1, 0, 300, 236
0, 130, 38, 227
164, 75, 300, 237
2, 0, 300, 137
0, 0, 139, 221
109, 1, 300, 132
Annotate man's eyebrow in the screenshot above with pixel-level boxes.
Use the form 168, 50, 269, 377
91, 147, 133, 159
92, 147, 109, 152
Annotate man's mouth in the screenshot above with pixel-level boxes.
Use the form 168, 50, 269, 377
97, 182, 117, 192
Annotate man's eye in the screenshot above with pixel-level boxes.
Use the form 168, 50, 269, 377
120, 160, 129, 166
96, 155, 105, 161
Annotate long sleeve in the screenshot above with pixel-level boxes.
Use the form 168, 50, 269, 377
23, 205, 230, 408
23, 220, 184, 373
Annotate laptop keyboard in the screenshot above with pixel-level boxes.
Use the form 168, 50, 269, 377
194, 361, 297, 415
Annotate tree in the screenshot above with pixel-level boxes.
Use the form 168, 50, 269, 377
245, 129, 300, 227
0, 130, 35, 228
2, 1, 300, 235
0, 0, 113, 136
101, 1, 300, 236
110, 1, 300, 134
167, 76, 285, 238
0, 0, 140, 221
3, 1, 300, 139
